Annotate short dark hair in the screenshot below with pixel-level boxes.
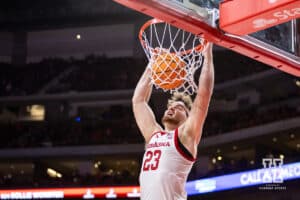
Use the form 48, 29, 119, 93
167, 92, 192, 111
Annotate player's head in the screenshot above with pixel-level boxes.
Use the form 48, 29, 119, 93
162, 92, 192, 128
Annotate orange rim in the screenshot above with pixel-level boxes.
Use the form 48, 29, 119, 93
139, 18, 207, 56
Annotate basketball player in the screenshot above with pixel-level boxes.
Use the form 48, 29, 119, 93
132, 43, 214, 200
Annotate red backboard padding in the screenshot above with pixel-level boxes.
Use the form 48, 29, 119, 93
220, 0, 300, 35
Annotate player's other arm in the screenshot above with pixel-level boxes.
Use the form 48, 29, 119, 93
183, 43, 214, 145
132, 66, 162, 143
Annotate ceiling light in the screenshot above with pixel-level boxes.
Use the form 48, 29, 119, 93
47, 168, 56, 177
295, 80, 300, 87
47, 168, 62, 178
56, 173, 62, 178
217, 156, 222, 161
212, 158, 216, 164
76, 34, 81, 40
279, 154, 284, 159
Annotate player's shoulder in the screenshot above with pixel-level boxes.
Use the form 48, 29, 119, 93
145, 127, 164, 143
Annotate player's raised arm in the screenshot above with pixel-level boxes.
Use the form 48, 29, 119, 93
182, 43, 214, 145
132, 66, 162, 143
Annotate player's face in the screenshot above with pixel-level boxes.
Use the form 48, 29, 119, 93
162, 101, 189, 125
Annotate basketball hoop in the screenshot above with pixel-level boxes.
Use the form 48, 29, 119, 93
139, 18, 208, 95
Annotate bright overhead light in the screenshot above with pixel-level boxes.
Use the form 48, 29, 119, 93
56, 173, 62, 178
107, 169, 114, 175
212, 158, 216, 164
94, 161, 101, 168
47, 168, 62, 178
27, 105, 45, 121
47, 168, 56, 177
295, 80, 300, 87
279, 154, 284, 159
217, 156, 222, 161
76, 34, 81, 40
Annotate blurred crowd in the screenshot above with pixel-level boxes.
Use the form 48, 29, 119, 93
0, 166, 138, 188
0, 56, 145, 96
0, 104, 298, 148
1, 152, 298, 189
203, 105, 299, 136
45, 55, 145, 94
0, 105, 141, 148
213, 51, 268, 83
0, 58, 67, 96
0, 52, 268, 97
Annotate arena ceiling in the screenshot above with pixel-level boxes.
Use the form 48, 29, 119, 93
0, 0, 148, 31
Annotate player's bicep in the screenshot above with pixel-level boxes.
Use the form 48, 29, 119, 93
183, 94, 210, 143
132, 102, 161, 143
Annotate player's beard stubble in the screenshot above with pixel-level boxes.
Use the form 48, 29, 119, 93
161, 115, 181, 127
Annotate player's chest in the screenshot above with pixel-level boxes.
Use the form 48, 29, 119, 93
146, 132, 174, 149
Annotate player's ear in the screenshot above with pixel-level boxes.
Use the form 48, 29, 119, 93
185, 108, 189, 117
167, 99, 173, 108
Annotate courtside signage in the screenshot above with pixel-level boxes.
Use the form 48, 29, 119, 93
0, 187, 140, 199
186, 161, 300, 195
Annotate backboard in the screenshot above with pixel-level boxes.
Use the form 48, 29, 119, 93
113, 0, 300, 77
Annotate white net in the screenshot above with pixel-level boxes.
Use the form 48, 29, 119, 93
139, 19, 207, 95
